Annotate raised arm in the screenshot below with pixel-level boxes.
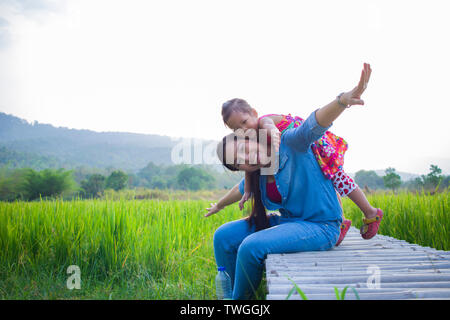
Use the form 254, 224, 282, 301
259, 117, 278, 131
315, 63, 372, 127
281, 109, 330, 152
259, 116, 281, 153
283, 63, 372, 152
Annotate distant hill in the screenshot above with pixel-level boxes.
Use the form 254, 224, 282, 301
348, 170, 420, 182
0, 112, 216, 172
0, 112, 432, 180
373, 170, 420, 182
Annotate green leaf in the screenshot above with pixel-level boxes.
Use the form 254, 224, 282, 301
287, 277, 308, 300
334, 286, 341, 300
340, 285, 349, 300
286, 286, 296, 300
351, 287, 360, 300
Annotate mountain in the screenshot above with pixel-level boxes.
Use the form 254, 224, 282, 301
0, 112, 438, 179
0, 112, 216, 172
347, 170, 420, 182
373, 170, 421, 182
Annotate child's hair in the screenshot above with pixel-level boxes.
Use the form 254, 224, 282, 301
221, 98, 253, 125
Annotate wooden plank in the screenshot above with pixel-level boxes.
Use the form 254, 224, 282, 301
266, 256, 448, 264
265, 227, 450, 299
269, 281, 450, 290
267, 251, 449, 260
267, 249, 448, 257
266, 270, 450, 278
266, 264, 450, 273
267, 255, 450, 262
266, 261, 449, 269
267, 273, 450, 284
265, 258, 450, 266
268, 289, 450, 300
266, 251, 446, 258
268, 285, 450, 295
267, 260, 450, 266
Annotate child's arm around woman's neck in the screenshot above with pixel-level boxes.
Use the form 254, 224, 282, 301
258, 115, 283, 131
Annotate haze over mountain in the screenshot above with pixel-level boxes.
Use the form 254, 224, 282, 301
0, 111, 437, 180
347, 170, 420, 183
0, 112, 217, 171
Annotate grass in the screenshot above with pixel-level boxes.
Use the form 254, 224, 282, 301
286, 279, 360, 300
102, 188, 229, 201
285, 190, 449, 301
0, 198, 254, 299
0, 190, 448, 299
342, 190, 450, 251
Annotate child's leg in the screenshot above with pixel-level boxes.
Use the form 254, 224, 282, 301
332, 170, 378, 219
335, 190, 352, 247
333, 169, 383, 240
347, 187, 378, 219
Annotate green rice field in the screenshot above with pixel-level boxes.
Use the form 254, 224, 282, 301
342, 191, 450, 251
0, 191, 448, 299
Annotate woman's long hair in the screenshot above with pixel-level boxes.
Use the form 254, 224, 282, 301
248, 169, 269, 231
217, 135, 269, 231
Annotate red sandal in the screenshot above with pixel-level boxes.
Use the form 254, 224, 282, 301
336, 219, 351, 246
360, 209, 383, 239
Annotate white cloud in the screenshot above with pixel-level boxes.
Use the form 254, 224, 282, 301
0, 0, 449, 174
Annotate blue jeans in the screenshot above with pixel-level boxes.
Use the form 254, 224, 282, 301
213, 214, 340, 299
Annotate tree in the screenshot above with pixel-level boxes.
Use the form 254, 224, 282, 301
80, 174, 105, 198
105, 170, 128, 191
424, 164, 443, 191
354, 170, 384, 190
441, 175, 450, 190
407, 177, 424, 191
150, 176, 167, 189
176, 167, 215, 191
383, 167, 402, 192
0, 167, 28, 201
127, 173, 142, 188
408, 164, 445, 192
138, 162, 161, 187
22, 168, 75, 200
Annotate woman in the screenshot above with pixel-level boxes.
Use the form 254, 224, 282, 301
205, 63, 372, 299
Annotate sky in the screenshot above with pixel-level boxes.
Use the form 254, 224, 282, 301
0, 0, 449, 175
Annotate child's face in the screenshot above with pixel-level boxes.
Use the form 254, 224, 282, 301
225, 109, 259, 132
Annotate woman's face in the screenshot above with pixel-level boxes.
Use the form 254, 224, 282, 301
224, 136, 271, 172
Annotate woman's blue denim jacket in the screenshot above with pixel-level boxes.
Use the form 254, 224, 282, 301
239, 110, 343, 224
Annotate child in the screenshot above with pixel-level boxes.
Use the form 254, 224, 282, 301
221, 98, 383, 244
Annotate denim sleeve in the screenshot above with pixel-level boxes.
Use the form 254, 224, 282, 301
282, 109, 332, 152
238, 178, 245, 195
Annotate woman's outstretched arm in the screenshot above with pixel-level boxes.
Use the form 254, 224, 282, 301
283, 63, 372, 152
315, 63, 372, 127
204, 182, 243, 217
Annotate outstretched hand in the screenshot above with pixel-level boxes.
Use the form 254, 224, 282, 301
341, 63, 372, 106
204, 202, 222, 217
